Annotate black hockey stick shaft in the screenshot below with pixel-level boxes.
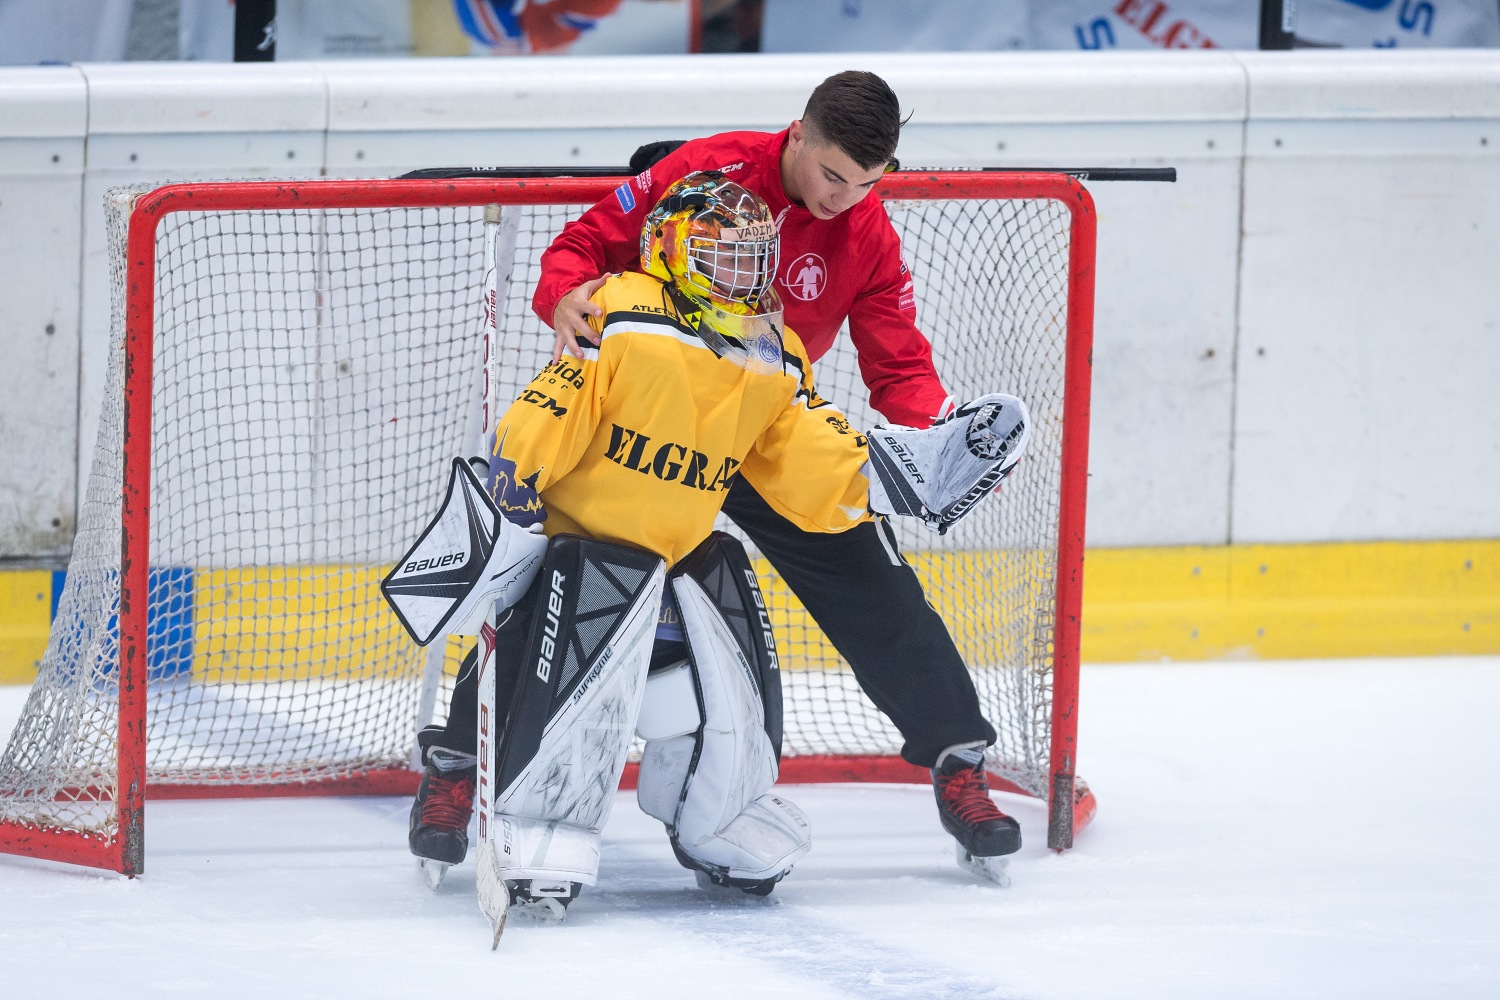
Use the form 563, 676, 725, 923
401, 166, 1177, 183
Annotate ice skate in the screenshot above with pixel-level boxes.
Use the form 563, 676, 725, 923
505, 879, 582, 924
408, 751, 477, 874
690, 868, 781, 899
932, 741, 1021, 884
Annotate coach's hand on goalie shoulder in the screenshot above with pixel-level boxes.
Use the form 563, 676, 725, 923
550, 276, 609, 361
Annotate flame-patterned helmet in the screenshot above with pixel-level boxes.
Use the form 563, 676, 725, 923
641, 171, 781, 313
641, 171, 785, 373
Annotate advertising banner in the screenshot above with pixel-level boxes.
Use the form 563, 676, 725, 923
762, 0, 1028, 52
179, 0, 689, 60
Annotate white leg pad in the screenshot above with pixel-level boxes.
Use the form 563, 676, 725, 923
485, 537, 665, 886
635, 535, 811, 884
637, 734, 696, 825
679, 792, 810, 881
484, 816, 601, 885
636, 660, 701, 824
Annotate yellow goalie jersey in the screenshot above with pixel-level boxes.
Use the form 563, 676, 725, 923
489, 270, 872, 566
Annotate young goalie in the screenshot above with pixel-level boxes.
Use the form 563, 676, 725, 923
382, 171, 1030, 940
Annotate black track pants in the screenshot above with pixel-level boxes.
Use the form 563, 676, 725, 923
720, 477, 994, 767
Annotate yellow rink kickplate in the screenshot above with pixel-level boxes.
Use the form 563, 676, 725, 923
3, 540, 1496, 682
1081, 540, 1500, 662
0, 571, 53, 684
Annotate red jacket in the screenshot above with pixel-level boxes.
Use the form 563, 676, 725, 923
532, 129, 950, 427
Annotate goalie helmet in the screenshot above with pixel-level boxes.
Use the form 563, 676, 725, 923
641, 171, 785, 374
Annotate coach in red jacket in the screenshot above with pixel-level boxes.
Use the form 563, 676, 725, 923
536, 71, 1023, 863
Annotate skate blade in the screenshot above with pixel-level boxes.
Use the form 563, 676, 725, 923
509, 896, 570, 925
956, 844, 1012, 887
692, 868, 729, 893
418, 857, 451, 891
474, 842, 511, 948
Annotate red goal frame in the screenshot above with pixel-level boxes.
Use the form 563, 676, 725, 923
2, 173, 1096, 875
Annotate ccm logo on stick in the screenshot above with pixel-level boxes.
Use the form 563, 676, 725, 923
535, 571, 567, 682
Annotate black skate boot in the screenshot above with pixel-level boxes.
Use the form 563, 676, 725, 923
408, 750, 477, 866
932, 741, 1021, 864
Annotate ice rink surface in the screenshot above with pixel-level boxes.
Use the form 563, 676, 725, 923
1, 657, 1497, 1000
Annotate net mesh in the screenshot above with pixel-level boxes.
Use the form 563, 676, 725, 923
0, 181, 1073, 846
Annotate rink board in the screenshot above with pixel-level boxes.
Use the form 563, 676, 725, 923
2, 539, 1498, 682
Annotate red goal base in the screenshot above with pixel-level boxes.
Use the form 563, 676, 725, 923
678, 754, 1099, 840
0, 756, 1095, 873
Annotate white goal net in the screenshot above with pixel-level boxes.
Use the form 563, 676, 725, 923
0, 174, 1094, 872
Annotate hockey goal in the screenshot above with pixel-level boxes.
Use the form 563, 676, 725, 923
0, 173, 1096, 875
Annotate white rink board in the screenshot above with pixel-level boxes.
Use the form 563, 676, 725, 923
70, 64, 328, 552
0, 67, 88, 559
1236, 150, 1500, 543
1, 657, 1497, 999
0, 51, 1497, 556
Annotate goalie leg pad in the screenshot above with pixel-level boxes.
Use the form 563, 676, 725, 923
635, 659, 701, 825
635, 532, 810, 884
486, 535, 665, 885
481, 816, 601, 884
865, 393, 1031, 535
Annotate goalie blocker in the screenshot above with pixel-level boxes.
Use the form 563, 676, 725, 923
477, 530, 809, 923
381, 457, 548, 646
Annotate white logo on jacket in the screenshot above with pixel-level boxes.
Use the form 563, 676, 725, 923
785, 253, 827, 301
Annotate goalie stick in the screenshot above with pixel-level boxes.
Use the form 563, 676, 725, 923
473, 203, 516, 919
409, 203, 528, 893
412, 202, 521, 771
475, 613, 506, 946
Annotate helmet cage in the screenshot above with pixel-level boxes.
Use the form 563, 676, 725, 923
682, 229, 779, 311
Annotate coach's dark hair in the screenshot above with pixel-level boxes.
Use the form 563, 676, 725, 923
801, 71, 904, 171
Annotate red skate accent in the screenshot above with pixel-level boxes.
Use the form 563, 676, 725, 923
935, 766, 1012, 826
417, 773, 476, 831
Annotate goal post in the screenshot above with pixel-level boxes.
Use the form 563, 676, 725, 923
0, 173, 1096, 875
